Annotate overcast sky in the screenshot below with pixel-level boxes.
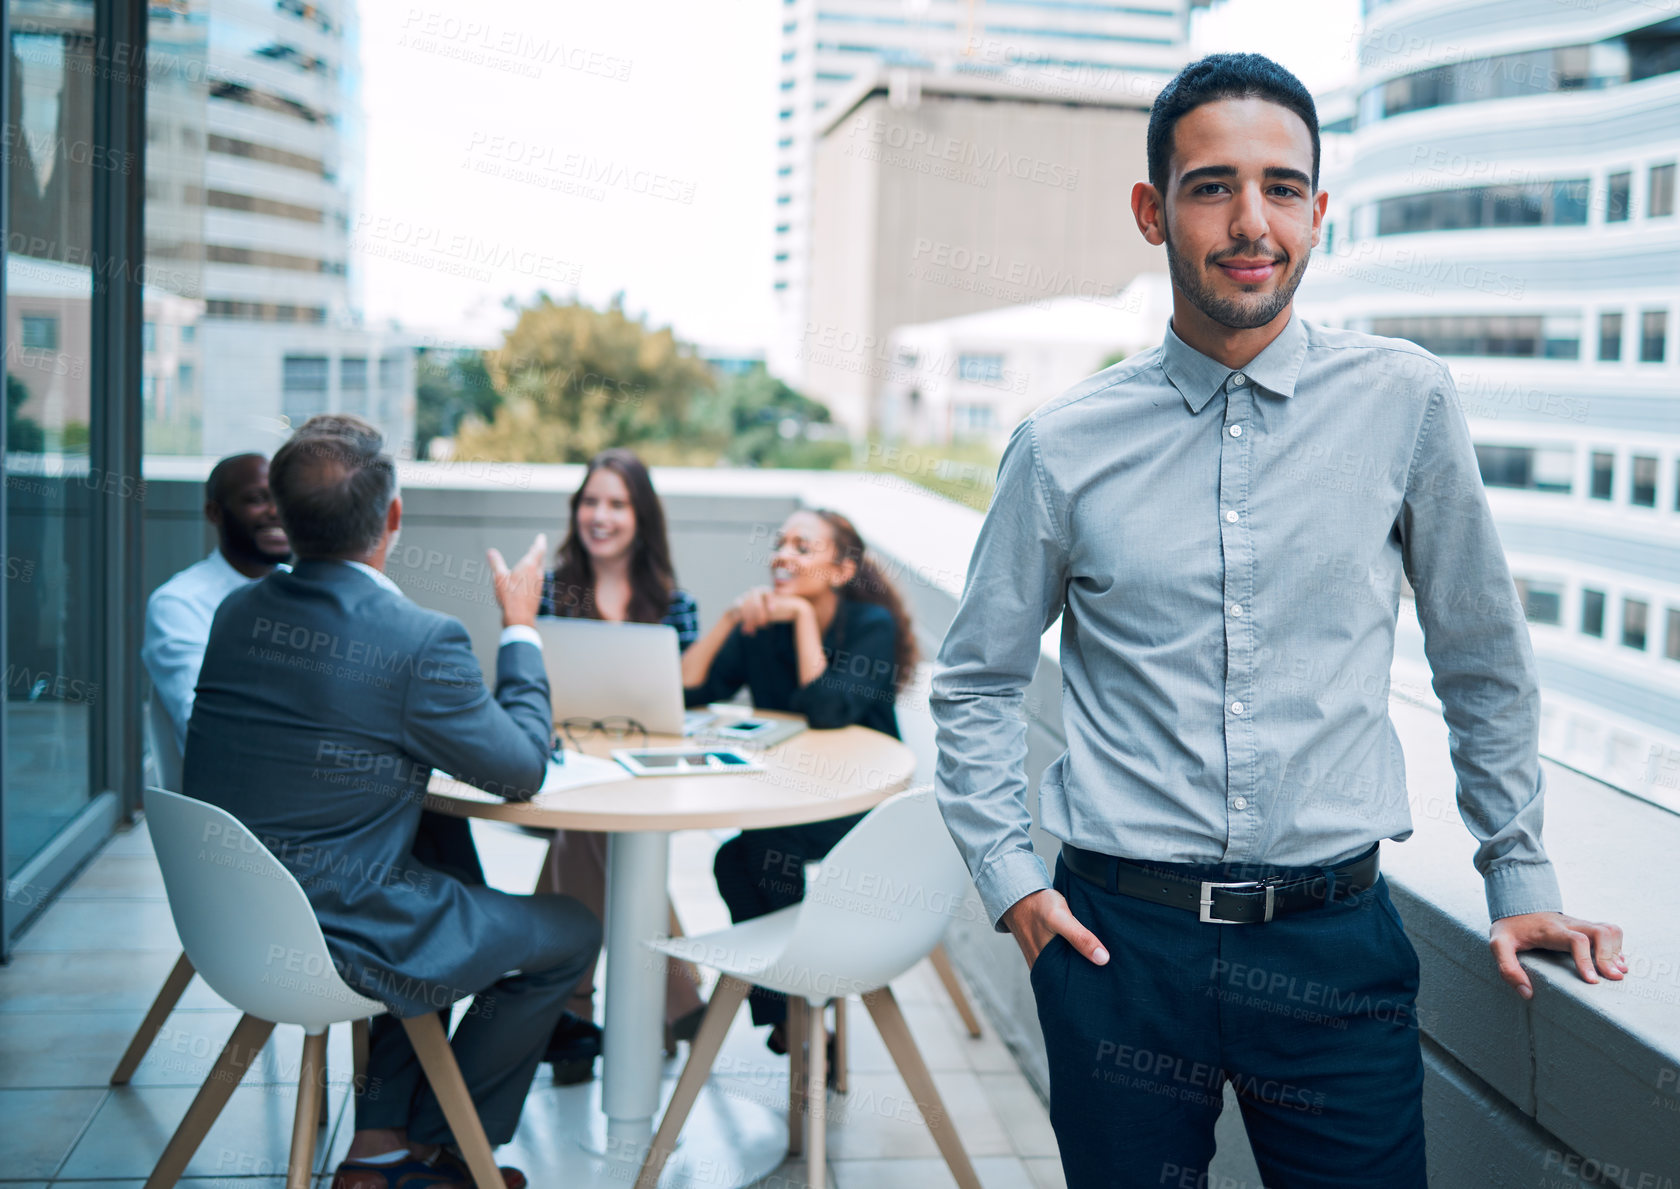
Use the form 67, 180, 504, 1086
356, 0, 1362, 355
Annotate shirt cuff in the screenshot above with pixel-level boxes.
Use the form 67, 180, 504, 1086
499, 625, 543, 651
975, 847, 1053, 932
1484, 860, 1563, 921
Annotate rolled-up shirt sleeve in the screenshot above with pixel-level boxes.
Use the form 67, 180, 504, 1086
1399, 370, 1562, 921
931, 421, 1070, 929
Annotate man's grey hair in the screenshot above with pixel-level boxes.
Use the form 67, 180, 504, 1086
268, 414, 397, 559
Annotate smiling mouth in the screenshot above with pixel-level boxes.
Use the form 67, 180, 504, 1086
1215, 258, 1282, 284
771, 566, 795, 584
256, 526, 289, 547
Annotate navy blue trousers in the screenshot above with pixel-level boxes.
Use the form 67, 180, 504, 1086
1032, 853, 1427, 1188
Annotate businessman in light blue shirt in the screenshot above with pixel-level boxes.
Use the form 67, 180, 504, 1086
931, 54, 1624, 1188
142, 453, 292, 754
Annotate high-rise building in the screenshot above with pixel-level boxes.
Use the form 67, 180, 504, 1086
801, 68, 1163, 436
142, 0, 414, 458
1297, 0, 1680, 811
771, 0, 1209, 387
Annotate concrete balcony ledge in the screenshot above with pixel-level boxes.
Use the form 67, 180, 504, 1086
1382, 697, 1680, 1187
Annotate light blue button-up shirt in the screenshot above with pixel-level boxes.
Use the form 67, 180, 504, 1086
143, 550, 266, 753
931, 314, 1560, 928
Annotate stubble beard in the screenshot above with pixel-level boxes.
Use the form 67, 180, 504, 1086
1162, 218, 1311, 332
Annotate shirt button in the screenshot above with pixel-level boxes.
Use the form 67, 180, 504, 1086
1230, 701, 1245, 714
1233, 797, 1248, 810
1225, 510, 1239, 523
1229, 603, 1243, 617
1231, 373, 1247, 386
1229, 425, 1243, 437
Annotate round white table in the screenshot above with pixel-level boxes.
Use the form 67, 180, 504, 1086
426, 714, 917, 1187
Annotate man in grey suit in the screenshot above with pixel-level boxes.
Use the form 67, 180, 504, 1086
185, 414, 599, 1189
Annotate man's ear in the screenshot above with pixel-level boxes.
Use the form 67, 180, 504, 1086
386, 494, 403, 536
1132, 180, 1167, 247
205, 500, 224, 528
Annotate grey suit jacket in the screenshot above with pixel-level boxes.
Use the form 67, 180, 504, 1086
184, 559, 556, 1016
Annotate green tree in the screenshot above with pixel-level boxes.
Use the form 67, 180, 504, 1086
686, 365, 849, 469
455, 294, 716, 463
413, 349, 498, 460
5, 373, 44, 453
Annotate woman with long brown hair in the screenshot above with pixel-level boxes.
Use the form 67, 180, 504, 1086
539, 449, 703, 1084
681, 507, 918, 1053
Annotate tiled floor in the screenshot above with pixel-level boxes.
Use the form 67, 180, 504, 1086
0, 817, 1065, 1188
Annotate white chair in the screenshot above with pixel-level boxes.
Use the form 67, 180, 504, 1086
112, 702, 198, 1088
141, 787, 505, 1189
634, 787, 982, 1189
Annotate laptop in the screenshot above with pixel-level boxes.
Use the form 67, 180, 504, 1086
535, 617, 712, 737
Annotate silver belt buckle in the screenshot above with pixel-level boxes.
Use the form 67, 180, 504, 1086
1199, 879, 1274, 924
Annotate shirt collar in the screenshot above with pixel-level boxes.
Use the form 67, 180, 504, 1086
1160, 311, 1309, 413
343, 559, 405, 597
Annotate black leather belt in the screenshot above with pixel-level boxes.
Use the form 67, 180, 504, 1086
1061, 843, 1380, 925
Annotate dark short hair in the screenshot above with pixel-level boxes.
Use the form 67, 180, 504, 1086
204, 452, 266, 506
1146, 53, 1320, 195
268, 414, 396, 559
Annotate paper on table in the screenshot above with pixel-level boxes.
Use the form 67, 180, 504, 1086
538, 750, 632, 795
433, 751, 631, 805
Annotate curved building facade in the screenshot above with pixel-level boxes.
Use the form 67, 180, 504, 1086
1298, 0, 1680, 811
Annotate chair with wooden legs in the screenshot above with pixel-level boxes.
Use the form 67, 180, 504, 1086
826, 940, 982, 1092
142, 787, 506, 1189
113, 700, 200, 1088
634, 788, 982, 1189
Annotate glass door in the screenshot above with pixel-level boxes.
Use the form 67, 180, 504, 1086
3, 0, 102, 943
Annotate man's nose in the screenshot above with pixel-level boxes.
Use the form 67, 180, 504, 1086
1229, 183, 1269, 244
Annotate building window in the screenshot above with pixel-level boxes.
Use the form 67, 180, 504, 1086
1374, 179, 1590, 235
340, 357, 368, 391
20, 315, 57, 350
282, 355, 330, 423
1514, 579, 1563, 626
1542, 315, 1581, 360
1372, 315, 1550, 358
1631, 456, 1658, 507
1649, 162, 1676, 217
954, 403, 998, 435
177, 362, 194, 393
1667, 609, 1680, 662
1640, 309, 1667, 362
181, 324, 196, 343
206, 300, 327, 323
207, 133, 326, 176
777, 165, 792, 177
1474, 444, 1573, 493
1598, 311, 1623, 360
1581, 589, 1605, 637
1623, 598, 1649, 650
1606, 171, 1632, 222
206, 244, 344, 273
1590, 451, 1614, 500
205, 188, 325, 224
283, 356, 329, 391
379, 354, 406, 390
141, 322, 156, 352
957, 353, 1005, 383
